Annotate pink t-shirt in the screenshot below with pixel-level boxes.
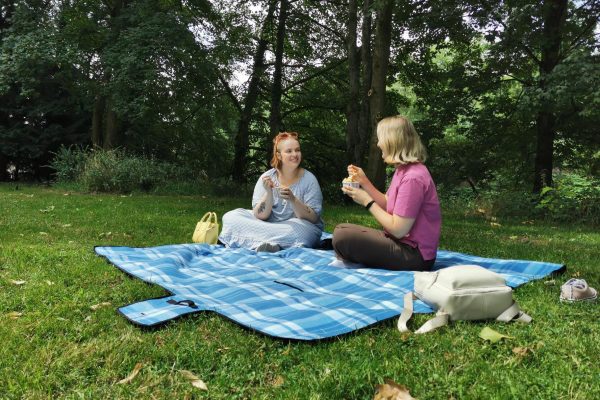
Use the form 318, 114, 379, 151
386, 163, 441, 261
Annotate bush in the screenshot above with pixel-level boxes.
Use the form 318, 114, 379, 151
49, 145, 88, 182
78, 149, 206, 194
536, 172, 600, 224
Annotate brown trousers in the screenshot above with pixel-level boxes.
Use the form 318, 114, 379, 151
332, 223, 434, 271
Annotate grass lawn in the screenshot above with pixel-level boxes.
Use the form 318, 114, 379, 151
1, 183, 598, 399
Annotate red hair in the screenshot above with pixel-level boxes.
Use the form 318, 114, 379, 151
270, 132, 299, 170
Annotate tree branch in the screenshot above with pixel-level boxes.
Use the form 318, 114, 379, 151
283, 58, 347, 92
217, 73, 242, 113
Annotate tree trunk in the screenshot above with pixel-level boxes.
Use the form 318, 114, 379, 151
345, 0, 360, 165
232, 0, 278, 182
268, 0, 289, 161
91, 95, 105, 148
0, 154, 8, 181
103, 105, 118, 150
365, 0, 394, 190
533, 0, 567, 193
357, 0, 372, 166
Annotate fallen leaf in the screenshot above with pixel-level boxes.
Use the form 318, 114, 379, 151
10, 280, 26, 285
544, 280, 555, 286
90, 302, 111, 311
508, 235, 518, 240
84, 316, 92, 322
179, 370, 208, 391
117, 363, 143, 384
512, 347, 532, 357
45, 280, 55, 285
373, 379, 416, 400
39, 232, 48, 236
476, 208, 487, 214
490, 222, 502, 227
479, 327, 513, 343
61, 224, 72, 228
39, 205, 55, 213
271, 375, 284, 388
7, 312, 23, 319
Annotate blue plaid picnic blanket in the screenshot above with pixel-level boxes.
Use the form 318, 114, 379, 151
95, 240, 564, 340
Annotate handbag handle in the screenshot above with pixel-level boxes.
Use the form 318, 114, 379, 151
200, 212, 217, 224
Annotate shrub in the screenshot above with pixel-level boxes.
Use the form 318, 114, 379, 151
49, 145, 88, 182
78, 149, 202, 194
536, 172, 600, 224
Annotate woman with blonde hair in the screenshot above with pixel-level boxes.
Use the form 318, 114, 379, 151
219, 132, 323, 252
333, 116, 441, 270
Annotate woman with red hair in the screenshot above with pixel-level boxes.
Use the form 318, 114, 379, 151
219, 132, 324, 252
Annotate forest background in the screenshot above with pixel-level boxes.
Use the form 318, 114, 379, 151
1, 0, 599, 223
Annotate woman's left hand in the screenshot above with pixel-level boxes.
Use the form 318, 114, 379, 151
279, 187, 296, 202
342, 186, 372, 207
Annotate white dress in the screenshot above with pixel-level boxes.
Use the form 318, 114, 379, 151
218, 168, 323, 250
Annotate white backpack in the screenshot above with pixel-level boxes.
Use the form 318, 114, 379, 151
398, 265, 532, 334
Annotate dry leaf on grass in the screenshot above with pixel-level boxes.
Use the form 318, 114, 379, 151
117, 363, 143, 384
90, 302, 111, 311
10, 280, 26, 285
512, 347, 533, 357
179, 370, 208, 391
270, 375, 284, 388
373, 379, 417, 400
7, 312, 23, 319
490, 222, 502, 227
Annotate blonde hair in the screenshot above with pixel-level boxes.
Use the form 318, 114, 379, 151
270, 132, 300, 170
377, 116, 427, 165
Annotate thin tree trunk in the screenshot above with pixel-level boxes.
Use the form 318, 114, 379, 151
103, 105, 118, 150
345, 0, 360, 165
91, 95, 105, 148
366, 0, 394, 190
232, 0, 278, 182
268, 0, 289, 161
357, 0, 372, 166
0, 154, 8, 181
533, 0, 567, 193
98, 0, 126, 151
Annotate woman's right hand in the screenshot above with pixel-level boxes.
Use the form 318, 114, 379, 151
348, 164, 368, 185
262, 176, 276, 191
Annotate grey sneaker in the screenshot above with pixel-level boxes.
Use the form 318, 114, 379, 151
256, 243, 281, 253
560, 278, 597, 302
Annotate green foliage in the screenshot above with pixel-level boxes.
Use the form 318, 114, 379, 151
78, 149, 203, 194
536, 172, 600, 224
48, 145, 88, 183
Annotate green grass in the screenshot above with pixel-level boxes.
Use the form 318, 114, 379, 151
1, 183, 598, 399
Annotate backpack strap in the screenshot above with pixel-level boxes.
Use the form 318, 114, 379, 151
397, 292, 415, 333
496, 301, 532, 324
397, 292, 450, 334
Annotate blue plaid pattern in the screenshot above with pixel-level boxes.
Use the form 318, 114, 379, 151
95, 239, 564, 340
